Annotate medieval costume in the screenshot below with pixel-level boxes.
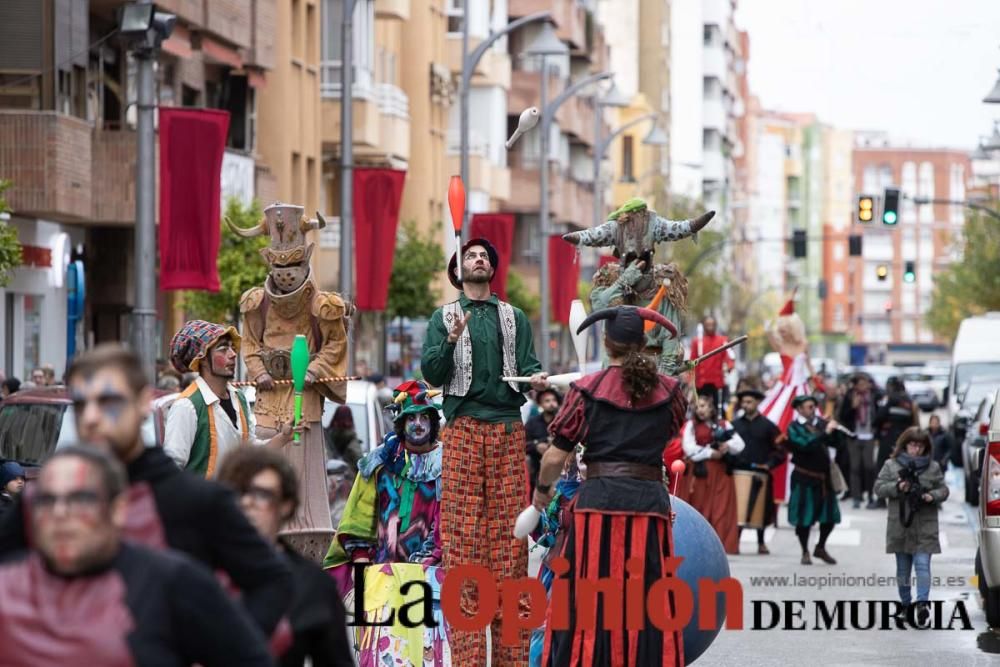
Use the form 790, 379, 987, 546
786, 395, 841, 565
164, 320, 262, 476
679, 401, 745, 555
0, 542, 273, 666
421, 238, 543, 665
562, 198, 714, 376
535, 306, 688, 667
688, 321, 735, 410
759, 295, 813, 503
229, 203, 349, 544
732, 389, 784, 553
325, 380, 448, 665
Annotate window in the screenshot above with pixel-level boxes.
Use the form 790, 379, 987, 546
321, 0, 375, 96
0, 403, 67, 466
621, 136, 635, 182
862, 165, 878, 193
833, 244, 845, 261
918, 162, 934, 223
833, 273, 844, 294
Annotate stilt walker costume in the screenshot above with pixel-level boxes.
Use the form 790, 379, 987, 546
562, 198, 714, 376
534, 306, 688, 667
758, 295, 813, 503
325, 380, 450, 666
421, 238, 547, 666
228, 203, 349, 550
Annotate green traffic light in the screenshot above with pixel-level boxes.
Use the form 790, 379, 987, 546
883, 211, 898, 224
903, 272, 915, 283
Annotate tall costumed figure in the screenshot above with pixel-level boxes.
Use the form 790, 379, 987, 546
229, 202, 349, 557
562, 198, 715, 376
758, 291, 814, 504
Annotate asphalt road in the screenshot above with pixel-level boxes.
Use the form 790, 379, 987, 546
701, 465, 998, 666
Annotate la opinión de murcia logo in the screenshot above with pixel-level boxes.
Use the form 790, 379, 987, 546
347, 559, 973, 638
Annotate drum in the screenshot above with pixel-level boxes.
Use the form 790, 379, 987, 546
338, 562, 451, 666
733, 469, 769, 529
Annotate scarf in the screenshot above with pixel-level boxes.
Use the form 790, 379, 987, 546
895, 452, 930, 474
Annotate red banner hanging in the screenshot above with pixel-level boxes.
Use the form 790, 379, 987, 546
354, 168, 407, 311
159, 108, 230, 291
469, 213, 514, 300
548, 235, 580, 325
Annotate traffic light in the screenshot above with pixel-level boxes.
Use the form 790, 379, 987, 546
876, 264, 889, 281
857, 194, 875, 223
903, 260, 916, 283
848, 234, 863, 256
818, 279, 828, 300
792, 230, 807, 258
882, 187, 900, 225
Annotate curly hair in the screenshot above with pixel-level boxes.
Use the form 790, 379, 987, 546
216, 447, 300, 521
393, 410, 441, 445
604, 338, 658, 402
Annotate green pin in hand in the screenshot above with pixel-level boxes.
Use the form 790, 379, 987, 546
290, 334, 309, 443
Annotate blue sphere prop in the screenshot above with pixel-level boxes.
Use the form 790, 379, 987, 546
671, 496, 730, 664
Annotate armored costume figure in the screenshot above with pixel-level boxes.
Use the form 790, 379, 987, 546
562, 197, 714, 376
228, 203, 349, 546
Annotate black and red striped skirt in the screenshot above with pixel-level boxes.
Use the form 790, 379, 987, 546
541, 511, 684, 666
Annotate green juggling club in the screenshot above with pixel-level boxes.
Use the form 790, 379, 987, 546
290, 334, 309, 443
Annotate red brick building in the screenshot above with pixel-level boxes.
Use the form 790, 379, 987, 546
824, 136, 970, 349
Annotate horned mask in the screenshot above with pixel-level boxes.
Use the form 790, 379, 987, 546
225, 202, 326, 293
562, 198, 715, 263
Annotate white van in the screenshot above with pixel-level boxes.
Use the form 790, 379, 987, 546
947, 313, 1000, 421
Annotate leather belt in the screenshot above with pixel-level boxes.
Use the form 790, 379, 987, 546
587, 461, 663, 481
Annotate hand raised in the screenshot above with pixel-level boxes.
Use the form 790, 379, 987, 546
447, 312, 471, 344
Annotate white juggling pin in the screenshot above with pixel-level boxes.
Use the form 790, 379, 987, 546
505, 107, 540, 150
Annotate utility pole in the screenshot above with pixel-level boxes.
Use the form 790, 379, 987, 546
120, 0, 175, 383
340, 0, 356, 374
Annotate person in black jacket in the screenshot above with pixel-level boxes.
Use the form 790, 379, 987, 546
872, 377, 918, 509
218, 446, 353, 667
0, 344, 293, 638
733, 389, 783, 554
0, 446, 273, 666
524, 387, 562, 495
837, 372, 882, 509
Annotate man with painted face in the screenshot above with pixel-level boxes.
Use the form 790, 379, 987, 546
324, 381, 449, 664
422, 238, 547, 665
164, 320, 297, 476
229, 202, 349, 537
0, 344, 294, 638
0, 446, 273, 666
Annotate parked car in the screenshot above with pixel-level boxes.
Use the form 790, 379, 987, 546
962, 392, 997, 505
952, 377, 1000, 456
0, 387, 177, 478
947, 313, 1000, 426
900, 367, 941, 412
244, 380, 392, 456
974, 389, 1000, 628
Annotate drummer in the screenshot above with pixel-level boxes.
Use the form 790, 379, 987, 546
733, 388, 784, 554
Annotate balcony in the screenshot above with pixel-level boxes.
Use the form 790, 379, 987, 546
506, 160, 592, 228
702, 0, 730, 27
0, 111, 92, 222
703, 148, 725, 183
91, 129, 138, 224
702, 44, 727, 81
703, 97, 726, 133
375, 0, 409, 20
320, 79, 410, 163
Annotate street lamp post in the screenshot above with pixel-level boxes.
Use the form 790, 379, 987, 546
119, 1, 175, 383
591, 82, 630, 230
591, 112, 666, 228
340, 0, 357, 374
458, 9, 551, 233
531, 70, 613, 369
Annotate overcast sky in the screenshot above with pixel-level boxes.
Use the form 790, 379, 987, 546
735, 0, 1000, 149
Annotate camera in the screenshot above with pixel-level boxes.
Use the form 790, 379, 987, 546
898, 463, 926, 527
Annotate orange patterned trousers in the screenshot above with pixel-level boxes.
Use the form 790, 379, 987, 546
441, 417, 531, 666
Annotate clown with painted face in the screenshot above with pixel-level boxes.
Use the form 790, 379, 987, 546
324, 382, 448, 667
163, 320, 297, 477
325, 381, 444, 569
